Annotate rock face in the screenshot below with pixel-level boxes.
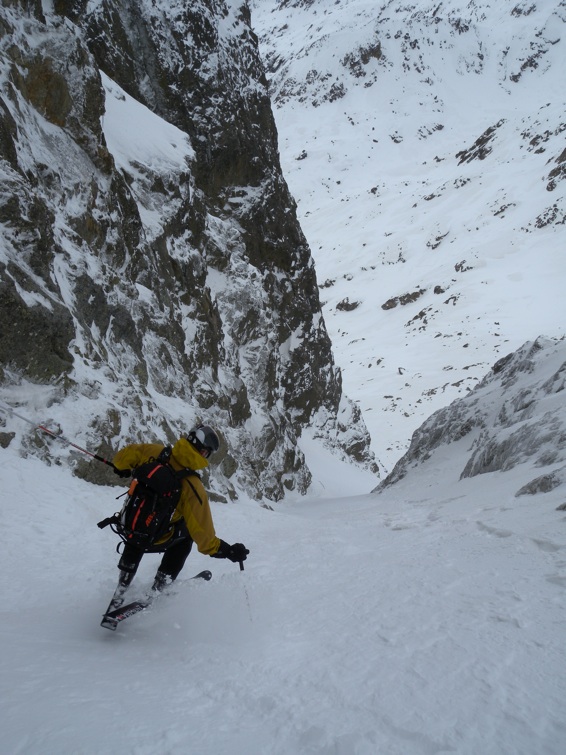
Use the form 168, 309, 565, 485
376, 337, 566, 498
0, 0, 376, 500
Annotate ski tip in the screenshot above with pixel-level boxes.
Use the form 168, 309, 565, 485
194, 570, 212, 581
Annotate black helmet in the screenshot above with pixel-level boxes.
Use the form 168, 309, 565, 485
187, 424, 220, 458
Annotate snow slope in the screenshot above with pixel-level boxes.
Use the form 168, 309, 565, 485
1, 3, 565, 752
2, 339, 566, 754
1, 449, 564, 754
251, 0, 566, 472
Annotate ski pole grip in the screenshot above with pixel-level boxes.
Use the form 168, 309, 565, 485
93, 454, 115, 467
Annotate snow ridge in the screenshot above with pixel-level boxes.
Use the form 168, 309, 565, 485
378, 336, 566, 494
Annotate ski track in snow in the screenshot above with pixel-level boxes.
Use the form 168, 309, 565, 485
2, 449, 565, 754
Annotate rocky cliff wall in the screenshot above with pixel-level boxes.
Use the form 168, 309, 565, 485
0, 0, 376, 501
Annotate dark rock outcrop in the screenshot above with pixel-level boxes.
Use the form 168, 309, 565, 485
0, 1, 375, 499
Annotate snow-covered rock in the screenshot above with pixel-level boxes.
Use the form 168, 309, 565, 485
376, 336, 566, 497
0, 0, 376, 501
252, 0, 566, 470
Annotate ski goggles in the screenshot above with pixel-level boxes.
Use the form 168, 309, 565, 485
188, 425, 219, 458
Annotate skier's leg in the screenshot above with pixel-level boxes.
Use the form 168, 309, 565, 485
117, 543, 144, 587
102, 544, 145, 624
153, 536, 193, 590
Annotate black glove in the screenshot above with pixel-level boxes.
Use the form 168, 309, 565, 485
214, 540, 249, 563
113, 466, 131, 478
228, 542, 249, 564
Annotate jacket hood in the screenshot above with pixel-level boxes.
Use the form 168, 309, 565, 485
171, 437, 209, 471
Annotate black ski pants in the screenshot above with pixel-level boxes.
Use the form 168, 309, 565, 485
118, 530, 194, 585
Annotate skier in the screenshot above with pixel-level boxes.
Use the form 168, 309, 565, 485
111, 424, 249, 592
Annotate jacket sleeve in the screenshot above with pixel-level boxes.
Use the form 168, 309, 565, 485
179, 477, 221, 556
113, 443, 164, 471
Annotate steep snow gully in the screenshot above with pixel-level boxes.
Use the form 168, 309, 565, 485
2, 339, 566, 754
1, 0, 565, 752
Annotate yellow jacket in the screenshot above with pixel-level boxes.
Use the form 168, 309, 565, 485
113, 438, 221, 556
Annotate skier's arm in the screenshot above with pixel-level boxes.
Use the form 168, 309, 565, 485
179, 478, 249, 561
113, 443, 164, 474
179, 479, 222, 556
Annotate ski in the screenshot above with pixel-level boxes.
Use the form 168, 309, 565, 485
100, 570, 212, 631
101, 599, 151, 628
99, 577, 132, 629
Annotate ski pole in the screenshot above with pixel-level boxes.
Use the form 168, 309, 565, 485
0, 401, 117, 469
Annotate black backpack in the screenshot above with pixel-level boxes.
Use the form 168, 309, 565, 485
98, 446, 197, 549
